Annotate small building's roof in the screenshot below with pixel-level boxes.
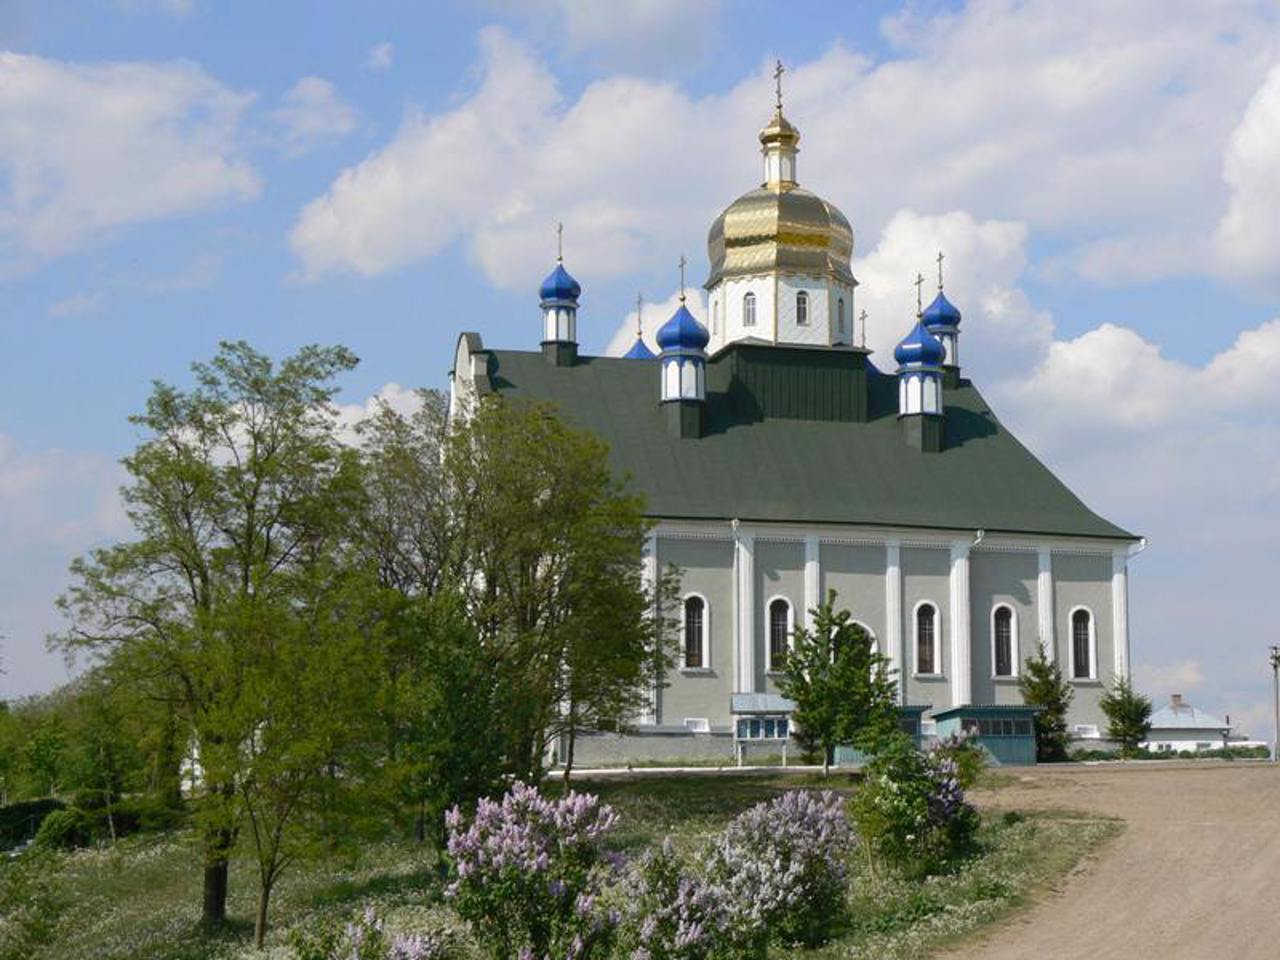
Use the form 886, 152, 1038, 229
1149, 696, 1231, 732
730, 693, 796, 715
622, 336, 655, 359
474, 340, 1136, 541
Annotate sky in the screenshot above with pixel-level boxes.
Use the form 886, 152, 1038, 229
2, 0, 1280, 737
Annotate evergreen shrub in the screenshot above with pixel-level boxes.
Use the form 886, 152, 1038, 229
0, 798, 65, 850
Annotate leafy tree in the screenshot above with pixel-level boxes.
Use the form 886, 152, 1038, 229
1100, 675, 1152, 759
24, 719, 64, 798
1018, 643, 1074, 762
53, 340, 363, 927
384, 590, 506, 847
777, 592, 899, 775
441, 397, 659, 783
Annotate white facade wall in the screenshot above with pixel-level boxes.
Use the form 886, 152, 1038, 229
642, 520, 1128, 733
707, 275, 857, 352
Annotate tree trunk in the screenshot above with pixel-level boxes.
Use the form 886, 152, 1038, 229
822, 745, 831, 778
562, 727, 576, 794
203, 856, 230, 927
254, 878, 273, 949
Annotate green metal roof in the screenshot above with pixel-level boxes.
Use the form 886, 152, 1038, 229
481, 342, 1136, 542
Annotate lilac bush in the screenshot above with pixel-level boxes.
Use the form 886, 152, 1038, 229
849, 736, 981, 877
701, 790, 852, 951
621, 839, 733, 960
289, 906, 450, 960
444, 782, 621, 960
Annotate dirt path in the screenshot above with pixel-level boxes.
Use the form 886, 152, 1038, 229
951, 762, 1280, 960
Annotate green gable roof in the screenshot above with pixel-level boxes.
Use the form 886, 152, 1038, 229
480, 342, 1135, 542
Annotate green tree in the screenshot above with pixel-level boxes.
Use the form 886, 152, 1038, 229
441, 397, 659, 783
1100, 675, 1152, 759
777, 592, 899, 775
54, 340, 363, 927
386, 591, 505, 846
1019, 643, 1074, 761
24, 719, 64, 798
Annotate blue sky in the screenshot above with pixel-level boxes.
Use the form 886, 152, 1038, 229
4, 1, 1280, 738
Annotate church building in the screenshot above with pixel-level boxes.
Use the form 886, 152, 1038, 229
449, 75, 1141, 764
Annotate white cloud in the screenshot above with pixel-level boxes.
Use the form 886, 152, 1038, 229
365, 42, 394, 71
604, 289, 706, 357
293, 5, 1280, 290
0, 434, 128, 697
273, 76, 358, 151
1137, 659, 1205, 696
333, 381, 426, 444
0, 52, 259, 259
851, 210, 1051, 380
48, 292, 104, 318
1214, 64, 1280, 279
493, 0, 722, 72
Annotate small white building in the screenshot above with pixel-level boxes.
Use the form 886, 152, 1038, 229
1143, 694, 1248, 753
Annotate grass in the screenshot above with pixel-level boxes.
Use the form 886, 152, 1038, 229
4, 772, 1117, 960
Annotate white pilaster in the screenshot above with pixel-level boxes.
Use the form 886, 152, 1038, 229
1112, 548, 1130, 680
1037, 548, 1055, 663
950, 540, 972, 707
885, 540, 903, 703
640, 532, 658, 724
804, 535, 820, 631
734, 525, 756, 693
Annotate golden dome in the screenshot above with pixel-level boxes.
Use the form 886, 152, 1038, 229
704, 108, 854, 289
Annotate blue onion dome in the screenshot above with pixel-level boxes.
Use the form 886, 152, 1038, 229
656, 304, 710, 351
539, 262, 581, 303
622, 336, 655, 359
894, 320, 946, 367
921, 290, 962, 329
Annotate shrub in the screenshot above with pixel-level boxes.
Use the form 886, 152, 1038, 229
701, 790, 851, 951
32, 808, 91, 851
289, 906, 449, 960
0, 850, 65, 960
620, 839, 732, 960
929, 731, 986, 789
0, 798, 65, 851
849, 737, 980, 878
445, 782, 621, 960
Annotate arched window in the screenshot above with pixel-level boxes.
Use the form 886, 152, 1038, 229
743, 292, 756, 327
993, 605, 1014, 677
916, 602, 937, 674
712, 300, 720, 335
837, 297, 846, 335
796, 291, 809, 325
683, 596, 706, 669
1071, 608, 1093, 679
768, 598, 791, 671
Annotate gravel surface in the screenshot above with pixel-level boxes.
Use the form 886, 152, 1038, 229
951, 762, 1280, 960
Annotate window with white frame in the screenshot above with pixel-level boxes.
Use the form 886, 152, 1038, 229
683, 595, 707, 669
993, 605, 1015, 677
1071, 608, 1094, 679
915, 602, 939, 674
743, 292, 756, 327
796, 291, 809, 325
768, 597, 791, 671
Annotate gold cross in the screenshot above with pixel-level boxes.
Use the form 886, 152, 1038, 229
678, 255, 687, 302
937, 250, 945, 291
556, 221, 563, 262
774, 59, 785, 111
915, 272, 925, 316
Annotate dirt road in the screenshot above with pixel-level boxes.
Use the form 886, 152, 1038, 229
952, 762, 1280, 960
